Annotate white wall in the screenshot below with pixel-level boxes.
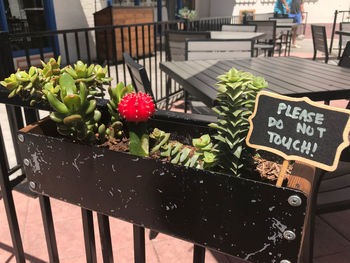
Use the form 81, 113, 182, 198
53, 0, 107, 63
230, 0, 350, 24
209, 0, 235, 17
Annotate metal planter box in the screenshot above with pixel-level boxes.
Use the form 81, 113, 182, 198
17, 113, 308, 263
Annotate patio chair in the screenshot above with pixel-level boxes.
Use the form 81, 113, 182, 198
302, 147, 350, 263
246, 20, 277, 56
184, 39, 254, 114
338, 22, 350, 58
338, 41, 350, 68
185, 39, 254, 60
165, 30, 211, 62
311, 25, 336, 64
123, 52, 156, 107
253, 12, 274, 20
221, 24, 257, 32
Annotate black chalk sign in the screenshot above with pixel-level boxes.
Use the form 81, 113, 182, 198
246, 91, 350, 171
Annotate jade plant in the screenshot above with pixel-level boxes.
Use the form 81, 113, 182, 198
1, 57, 62, 105
118, 92, 156, 157
209, 68, 267, 176
47, 72, 101, 143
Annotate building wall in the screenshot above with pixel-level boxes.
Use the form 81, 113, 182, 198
231, 0, 350, 24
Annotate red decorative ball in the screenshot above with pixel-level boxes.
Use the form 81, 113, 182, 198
118, 92, 155, 123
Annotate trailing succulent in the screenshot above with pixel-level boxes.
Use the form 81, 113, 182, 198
150, 129, 217, 170
209, 68, 267, 176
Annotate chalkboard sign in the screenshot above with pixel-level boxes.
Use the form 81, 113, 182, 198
246, 91, 350, 171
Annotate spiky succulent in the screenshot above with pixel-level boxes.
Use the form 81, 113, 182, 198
209, 68, 267, 176
64, 61, 112, 97
48, 72, 101, 143
150, 129, 217, 169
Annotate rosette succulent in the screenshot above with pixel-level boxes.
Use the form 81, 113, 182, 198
118, 92, 156, 157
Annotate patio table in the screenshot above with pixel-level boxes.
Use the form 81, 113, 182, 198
210, 31, 265, 40
160, 56, 350, 108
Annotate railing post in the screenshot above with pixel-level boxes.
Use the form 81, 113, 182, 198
329, 10, 338, 53
0, 31, 26, 263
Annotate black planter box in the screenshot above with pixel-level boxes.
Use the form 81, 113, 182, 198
18, 112, 308, 263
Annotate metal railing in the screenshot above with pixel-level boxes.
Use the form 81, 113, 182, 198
7, 16, 233, 108
330, 10, 350, 54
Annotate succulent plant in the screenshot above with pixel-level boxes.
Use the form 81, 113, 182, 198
64, 61, 112, 97
118, 92, 156, 157
209, 68, 267, 176
150, 129, 217, 169
48, 72, 101, 143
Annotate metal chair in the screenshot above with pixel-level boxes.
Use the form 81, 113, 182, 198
303, 147, 350, 263
221, 24, 257, 32
123, 52, 156, 107
338, 22, 350, 58
184, 39, 254, 114
185, 39, 254, 60
247, 20, 277, 56
311, 25, 330, 63
338, 41, 350, 68
165, 30, 211, 62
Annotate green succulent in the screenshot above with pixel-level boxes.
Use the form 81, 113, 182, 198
64, 61, 112, 97
47, 72, 101, 143
209, 68, 267, 176
150, 129, 216, 169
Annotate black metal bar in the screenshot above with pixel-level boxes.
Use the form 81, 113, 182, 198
24, 109, 39, 125
85, 31, 92, 64
0, 147, 25, 263
330, 10, 338, 53
97, 214, 114, 263
23, 36, 31, 68
0, 124, 10, 172
39, 37, 45, 61
160, 23, 163, 100
75, 32, 81, 60
104, 30, 111, 77
136, 25, 140, 63
111, 28, 119, 83
142, 25, 146, 66
81, 209, 97, 263
52, 35, 58, 59
121, 27, 127, 84
154, 23, 158, 101
193, 245, 205, 263
128, 26, 132, 57
148, 25, 152, 88
133, 225, 146, 263
39, 196, 60, 263
5, 105, 23, 167
63, 33, 70, 65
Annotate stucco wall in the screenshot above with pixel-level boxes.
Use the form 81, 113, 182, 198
231, 0, 350, 24
53, 0, 108, 63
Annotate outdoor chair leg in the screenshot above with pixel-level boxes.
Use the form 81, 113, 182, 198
0, 156, 25, 263
133, 225, 146, 263
184, 91, 189, 113
81, 209, 97, 263
39, 196, 59, 263
166, 76, 171, 110
193, 244, 205, 263
97, 213, 114, 263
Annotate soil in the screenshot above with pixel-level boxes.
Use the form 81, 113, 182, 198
99, 136, 292, 183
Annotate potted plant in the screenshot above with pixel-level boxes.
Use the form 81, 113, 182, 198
2, 58, 310, 263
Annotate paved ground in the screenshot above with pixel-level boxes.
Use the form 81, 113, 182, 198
1, 37, 350, 263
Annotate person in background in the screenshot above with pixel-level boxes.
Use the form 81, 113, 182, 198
274, 0, 304, 48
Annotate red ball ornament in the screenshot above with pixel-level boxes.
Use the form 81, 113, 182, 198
118, 92, 155, 123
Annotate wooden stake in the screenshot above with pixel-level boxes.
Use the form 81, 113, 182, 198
276, 160, 289, 187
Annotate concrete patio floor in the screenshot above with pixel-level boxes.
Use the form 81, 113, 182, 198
1, 37, 350, 263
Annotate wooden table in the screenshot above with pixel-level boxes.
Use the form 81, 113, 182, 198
210, 31, 265, 40
160, 56, 350, 107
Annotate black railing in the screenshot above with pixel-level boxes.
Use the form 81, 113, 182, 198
7, 16, 233, 108
330, 10, 350, 54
